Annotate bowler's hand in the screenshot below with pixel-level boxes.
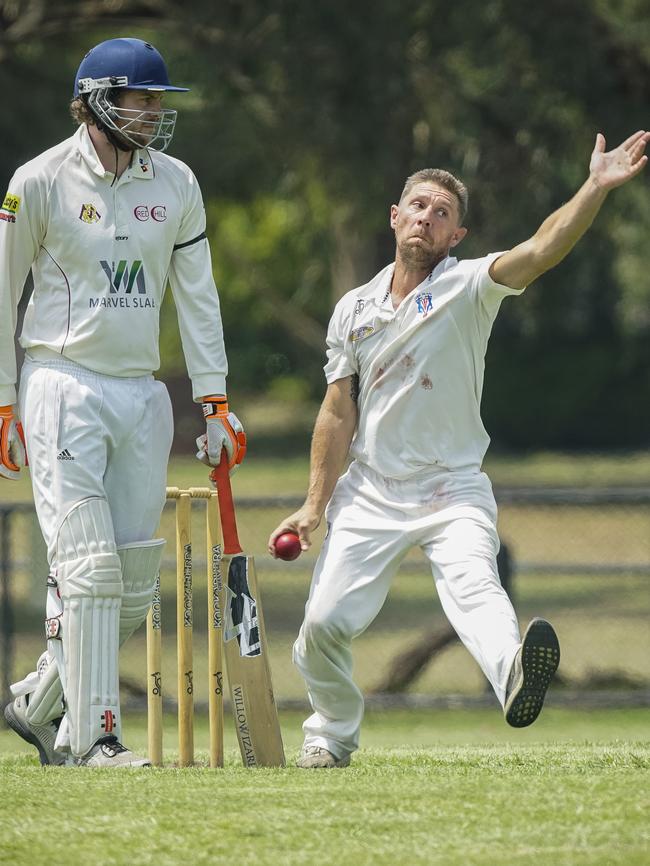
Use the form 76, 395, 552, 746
195, 395, 247, 474
589, 130, 650, 190
0, 405, 27, 480
268, 506, 322, 557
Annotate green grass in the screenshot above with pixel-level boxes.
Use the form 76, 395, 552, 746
3, 449, 650, 503
1, 709, 648, 866
2, 451, 648, 865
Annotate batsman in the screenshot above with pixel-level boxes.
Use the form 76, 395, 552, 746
0, 38, 246, 767
269, 130, 650, 768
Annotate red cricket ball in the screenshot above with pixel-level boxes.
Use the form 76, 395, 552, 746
274, 531, 302, 561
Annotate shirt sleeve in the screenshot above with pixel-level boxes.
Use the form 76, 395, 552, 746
469, 251, 526, 322
167, 170, 228, 401
323, 294, 358, 384
0, 170, 45, 405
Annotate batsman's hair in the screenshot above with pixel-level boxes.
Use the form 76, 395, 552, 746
69, 89, 121, 127
399, 168, 468, 223
69, 96, 96, 126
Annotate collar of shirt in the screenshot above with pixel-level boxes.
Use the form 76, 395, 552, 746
374, 255, 459, 312
75, 124, 154, 182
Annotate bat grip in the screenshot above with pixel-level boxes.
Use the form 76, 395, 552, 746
210, 452, 243, 555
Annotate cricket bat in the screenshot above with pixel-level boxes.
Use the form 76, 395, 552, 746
210, 454, 285, 767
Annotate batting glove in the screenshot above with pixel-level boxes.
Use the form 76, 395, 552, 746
0, 405, 27, 480
195, 395, 247, 473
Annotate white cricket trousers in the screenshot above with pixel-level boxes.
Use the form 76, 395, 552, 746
19, 353, 173, 556
293, 460, 521, 759
17, 353, 173, 756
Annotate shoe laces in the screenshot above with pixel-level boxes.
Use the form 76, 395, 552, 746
302, 746, 327, 757
96, 736, 128, 757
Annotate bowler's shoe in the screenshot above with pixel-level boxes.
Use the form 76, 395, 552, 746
504, 618, 560, 728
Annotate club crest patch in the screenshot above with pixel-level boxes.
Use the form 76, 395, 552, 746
79, 203, 101, 224
415, 292, 433, 316
349, 325, 375, 342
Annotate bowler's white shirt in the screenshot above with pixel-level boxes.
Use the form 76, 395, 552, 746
324, 255, 525, 479
0, 124, 227, 405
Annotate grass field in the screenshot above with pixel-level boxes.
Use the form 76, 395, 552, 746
1, 709, 648, 866
4, 449, 650, 503
1, 452, 649, 865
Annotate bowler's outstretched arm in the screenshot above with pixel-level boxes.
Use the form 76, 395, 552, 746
491, 130, 650, 290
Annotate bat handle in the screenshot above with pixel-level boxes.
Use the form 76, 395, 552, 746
210, 451, 243, 555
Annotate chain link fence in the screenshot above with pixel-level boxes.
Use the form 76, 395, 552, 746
1, 489, 649, 713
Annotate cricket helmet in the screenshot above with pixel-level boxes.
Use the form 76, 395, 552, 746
73, 38, 189, 152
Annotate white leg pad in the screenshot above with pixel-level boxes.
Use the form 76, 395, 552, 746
117, 538, 166, 646
10, 651, 64, 726
55, 498, 123, 757
25, 653, 65, 726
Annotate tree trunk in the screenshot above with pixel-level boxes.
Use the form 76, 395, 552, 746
370, 625, 458, 695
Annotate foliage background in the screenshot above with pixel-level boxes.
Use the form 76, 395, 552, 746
1, 0, 649, 450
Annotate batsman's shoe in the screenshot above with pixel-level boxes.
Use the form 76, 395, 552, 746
297, 746, 351, 769
3, 694, 69, 766
504, 618, 560, 728
76, 736, 151, 768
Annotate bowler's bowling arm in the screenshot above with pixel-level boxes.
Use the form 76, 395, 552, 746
267, 375, 358, 554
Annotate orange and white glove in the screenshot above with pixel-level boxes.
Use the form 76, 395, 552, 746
195, 395, 247, 474
0, 405, 27, 480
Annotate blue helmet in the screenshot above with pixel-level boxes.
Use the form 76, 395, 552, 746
74, 38, 188, 96
73, 38, 188, 152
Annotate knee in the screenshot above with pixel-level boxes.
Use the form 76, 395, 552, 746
302, 607, 350, 648
56, 498, 122, 599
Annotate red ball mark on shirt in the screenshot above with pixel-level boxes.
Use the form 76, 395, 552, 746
399, 354, 415, 369
373, 356, 396, 385
421, 374, 433, 390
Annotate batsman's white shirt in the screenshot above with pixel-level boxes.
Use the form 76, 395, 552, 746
0, 123, 227, 406
324, 254, 524, 479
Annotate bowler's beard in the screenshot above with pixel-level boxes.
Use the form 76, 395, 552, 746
397, 237, 447, 272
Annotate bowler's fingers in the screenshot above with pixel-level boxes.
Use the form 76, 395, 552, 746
629, 133, 650, 166
621, 129, 648, 152
268, 513, 320, 557
268, 519, 301, 557
628, 153, 648, 179
593, 132, 606, 155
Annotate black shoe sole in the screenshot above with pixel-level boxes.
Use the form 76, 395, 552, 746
4, 702, 51, 766
505, 618, 560, 728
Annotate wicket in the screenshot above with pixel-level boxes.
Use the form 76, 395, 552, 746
145, 486, 224, 768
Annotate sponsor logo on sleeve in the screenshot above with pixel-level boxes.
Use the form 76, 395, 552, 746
2, 193, 20, 213
79, 203, 101, 224
0, 192, 20, 223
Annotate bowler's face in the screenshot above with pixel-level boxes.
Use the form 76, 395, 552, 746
390, 183, 466, 270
